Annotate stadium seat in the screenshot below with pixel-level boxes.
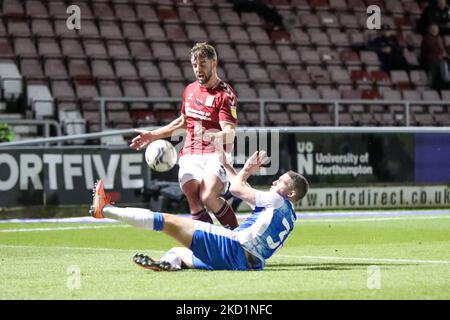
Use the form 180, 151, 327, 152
267, 112, 292, 126
290, 29, 310, 46
309, 30, 331, 46
160, 62, 184, 81
331, 68, 352, 85
26, 1, 48, 16
198, 7, 221, 23
115, 61, 139, 80
289, 67, 311, 85
300, 49, 321, 65
47, 2, 65, 16
14, 38, 38, 57
44, 59, 68, 78
360, 51, 381, 66
151, 42, 174, 61
269, 67, 291, 84
409, 70, 429, 88
51, 80, 76, 100
422, 90, 443, 114
108, 41, 131, 59
0, 62, 23, 100
227, 26, 250, 44
164, 25, 187, 42
78, 20, 100, 38
61, 39, 84, 57
234, 83, 257, 98
186, 25, 209, 42
247, 65, 270, 83
136, 4, 158, 20
20, 58, 44, 79
339, 49, 361, 66
114, 3, 136, 19
91, 60, 115, 79
237, 45, 260, 64
38, 38, 61, 57
98, 80, 125, 110
93, 3, 115, 18
84, 40, 108, 58
27, 84, 54, 118
129, 41, 152, 59
32, 19, 54, 37
327, 29, 350, 47
309, 67, 332, 85
248, 27, 271, 45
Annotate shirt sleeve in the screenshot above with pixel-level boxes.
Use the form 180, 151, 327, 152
180, 87, 187, 116
219, 89, 238, 124
255, 191, 284, 209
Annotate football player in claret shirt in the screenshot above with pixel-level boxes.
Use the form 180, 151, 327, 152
130, 43, 239, 229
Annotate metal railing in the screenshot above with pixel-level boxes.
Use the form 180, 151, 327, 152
2, 126, 450, 148
0, 119, 61, 136
1, 96, 449, 148
94, 96, 450, 129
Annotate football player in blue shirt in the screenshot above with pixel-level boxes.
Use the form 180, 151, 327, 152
90, 150, 309, 271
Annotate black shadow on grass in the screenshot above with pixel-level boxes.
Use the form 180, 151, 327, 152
264, 262, 416, 271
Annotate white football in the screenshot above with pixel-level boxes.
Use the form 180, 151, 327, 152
145, 140, 177, 172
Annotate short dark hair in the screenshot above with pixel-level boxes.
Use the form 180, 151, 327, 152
286, 170, 309, 202
190, 42, 217, 60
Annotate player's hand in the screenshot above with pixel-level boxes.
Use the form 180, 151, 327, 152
129, 129, 155, 150
243, 150, 269, 173
194, 126, 214, 141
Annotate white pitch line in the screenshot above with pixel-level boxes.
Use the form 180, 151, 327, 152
0, 225, 130, 233
0, 244, 165, 254
296, 215, 450, 223
1, 244, 448, 266
275, 254, 450, 265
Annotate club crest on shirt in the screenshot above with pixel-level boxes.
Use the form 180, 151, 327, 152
187, 93, 194, 100
205, 95, 215, 107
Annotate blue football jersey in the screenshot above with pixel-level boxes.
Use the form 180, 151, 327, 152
235, 191, 297, 261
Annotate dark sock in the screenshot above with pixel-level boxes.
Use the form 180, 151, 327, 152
213, 202, 238, 230
191, 208, 213, 224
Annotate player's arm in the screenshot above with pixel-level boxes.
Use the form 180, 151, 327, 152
129, 115, 187, 150
225, 151, 268, 207
204, 121, 236, 145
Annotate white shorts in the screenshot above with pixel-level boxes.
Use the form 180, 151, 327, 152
178, 153, 232, 191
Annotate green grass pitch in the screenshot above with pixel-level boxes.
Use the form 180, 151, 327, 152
1, 214, 449, 300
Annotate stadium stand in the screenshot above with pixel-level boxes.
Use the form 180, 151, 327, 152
1, 0, 450, 144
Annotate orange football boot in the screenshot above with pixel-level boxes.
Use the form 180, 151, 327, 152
89, 180, 111, 219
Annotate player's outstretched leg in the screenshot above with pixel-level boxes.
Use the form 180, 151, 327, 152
90, 179, 165, 230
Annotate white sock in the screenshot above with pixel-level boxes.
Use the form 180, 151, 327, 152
161, 249, 183, 271
102, 205, 164, 230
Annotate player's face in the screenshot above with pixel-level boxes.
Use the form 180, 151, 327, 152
191, 56, 215, 85
269, 173, 294, 197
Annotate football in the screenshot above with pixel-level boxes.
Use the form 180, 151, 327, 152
145, 139, 177, 172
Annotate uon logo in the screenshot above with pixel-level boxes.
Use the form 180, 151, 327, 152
297, 141, 314, 175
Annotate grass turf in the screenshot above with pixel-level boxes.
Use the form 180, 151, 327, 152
0, 215, 449, 300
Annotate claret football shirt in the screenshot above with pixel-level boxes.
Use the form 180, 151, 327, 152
180, 80, 238, 156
